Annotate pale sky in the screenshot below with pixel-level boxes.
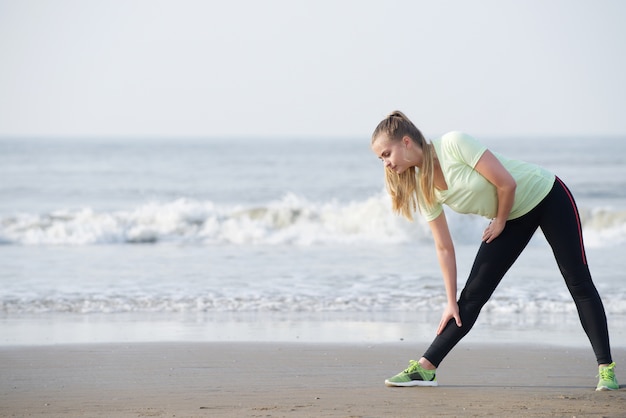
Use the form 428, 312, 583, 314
1, 0, 625, 138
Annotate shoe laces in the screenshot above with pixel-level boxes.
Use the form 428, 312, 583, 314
403, 360, 420, 374
598, 362, 616, 380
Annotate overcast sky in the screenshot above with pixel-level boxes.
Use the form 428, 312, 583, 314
1, 0, 625, 139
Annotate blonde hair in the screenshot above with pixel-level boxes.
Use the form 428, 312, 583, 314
371, 110, 436, 221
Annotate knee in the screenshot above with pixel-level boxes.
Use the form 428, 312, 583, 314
458, 286, 491, 310
566, 276, 599, 300
459, 275, 500, 305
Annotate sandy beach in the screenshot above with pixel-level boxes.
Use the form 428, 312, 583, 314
1, 342, 623, 417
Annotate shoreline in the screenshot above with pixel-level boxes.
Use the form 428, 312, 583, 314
3, 311, 626, 348
1, 341, 624, 417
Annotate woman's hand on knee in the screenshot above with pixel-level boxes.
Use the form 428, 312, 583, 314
437, 302, 462, 335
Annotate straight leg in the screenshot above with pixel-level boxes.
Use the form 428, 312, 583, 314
422, 214, 539, 367
539, 178, 612, 365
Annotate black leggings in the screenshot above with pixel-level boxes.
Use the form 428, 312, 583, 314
423, 177, 612, 366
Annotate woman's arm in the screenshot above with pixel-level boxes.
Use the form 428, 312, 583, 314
474, 150, 517, 243
429, 211, 463, 334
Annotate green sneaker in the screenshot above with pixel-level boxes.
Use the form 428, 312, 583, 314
385, 360, 437, 387
596, 362, 619, 391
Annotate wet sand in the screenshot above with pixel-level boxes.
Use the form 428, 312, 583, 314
1, 342, 624, 417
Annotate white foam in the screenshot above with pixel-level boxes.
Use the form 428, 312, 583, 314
3, 287, 625, 315
1, 194, 625, 248
580, 207, 626, 247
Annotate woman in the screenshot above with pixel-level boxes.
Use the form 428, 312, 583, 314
371, 110, 618, 391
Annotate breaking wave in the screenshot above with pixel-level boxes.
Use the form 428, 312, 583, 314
1, 194, 625, 248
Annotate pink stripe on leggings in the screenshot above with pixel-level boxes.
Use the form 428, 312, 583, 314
556, 177, 587, 265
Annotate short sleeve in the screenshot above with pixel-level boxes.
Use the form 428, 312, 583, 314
418, 196, 443, 222
441, 131, 487, 168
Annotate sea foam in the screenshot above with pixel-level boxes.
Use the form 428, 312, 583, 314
1, 193, 625, 247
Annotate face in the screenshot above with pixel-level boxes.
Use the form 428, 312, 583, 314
371, 135, 420, 174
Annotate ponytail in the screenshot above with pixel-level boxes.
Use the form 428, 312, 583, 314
371, 111, 436, 221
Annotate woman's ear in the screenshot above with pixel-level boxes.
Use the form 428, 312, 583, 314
402, 135, 412, 148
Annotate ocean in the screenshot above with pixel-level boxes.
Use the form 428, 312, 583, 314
1, 135, 625, 347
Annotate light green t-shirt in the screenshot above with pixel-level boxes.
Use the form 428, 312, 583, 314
419, 131, 555, 222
